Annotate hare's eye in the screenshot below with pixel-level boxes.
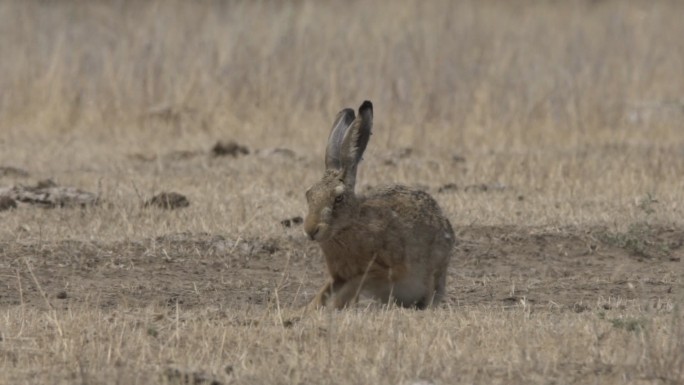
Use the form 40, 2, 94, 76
334, 195, 344, 204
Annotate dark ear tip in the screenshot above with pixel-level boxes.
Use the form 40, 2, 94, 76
359, 100, 373, 114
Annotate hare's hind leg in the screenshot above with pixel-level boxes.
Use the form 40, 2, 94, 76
431, 270, 447, 307
415, 270, 447, 309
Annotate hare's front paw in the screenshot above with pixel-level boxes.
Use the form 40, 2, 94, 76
308, 281, 333, 310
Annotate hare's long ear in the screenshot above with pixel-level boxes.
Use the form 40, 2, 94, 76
325, 108, 356, 170
339, 100, 373, 189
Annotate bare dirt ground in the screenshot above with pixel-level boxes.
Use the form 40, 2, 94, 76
2, 224, 681, 313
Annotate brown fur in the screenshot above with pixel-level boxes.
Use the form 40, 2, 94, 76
305, 101, 454, 310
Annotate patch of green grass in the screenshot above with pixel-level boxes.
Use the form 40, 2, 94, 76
609, 317, 647, 333
147, 325, 159, 338
600, 222, 671, 260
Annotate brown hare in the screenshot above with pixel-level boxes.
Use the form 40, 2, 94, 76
304, 100, 454, 310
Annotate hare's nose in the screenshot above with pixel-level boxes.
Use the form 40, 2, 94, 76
303, 215, 321, 240
306, 225, 320, 241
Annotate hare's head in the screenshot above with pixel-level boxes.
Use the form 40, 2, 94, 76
304, 101, 373, 242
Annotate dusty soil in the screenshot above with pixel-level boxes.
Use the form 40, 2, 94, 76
2, 224, 681, 313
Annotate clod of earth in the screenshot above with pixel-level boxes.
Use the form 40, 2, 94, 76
395, 147, 413, 159
212, 140, 249, 157
145, 192, 190, 209
257, 147, 297, 159
383, 147, 414, 166
0, 179, 98, 208
145, 103, 197, 123
452, 154, 467, 163
0, 196, 17, 211
127, 152, 158, 162
464, 183, 507, 192
165, 150, 203, 161
128, 149, 204, 163
281, 317, 300, 328
437, 183, 459, 193
163, 367, 223, 385
0, 166, 29, 177
280, 216, 303, 228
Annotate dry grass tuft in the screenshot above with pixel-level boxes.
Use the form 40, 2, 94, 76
2, 304, 683, 384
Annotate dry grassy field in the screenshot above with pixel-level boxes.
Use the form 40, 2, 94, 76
1, 1, 683, 384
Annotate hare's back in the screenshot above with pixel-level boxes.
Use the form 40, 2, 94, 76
361, 185, 454, 272
364, 185, 453, 235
